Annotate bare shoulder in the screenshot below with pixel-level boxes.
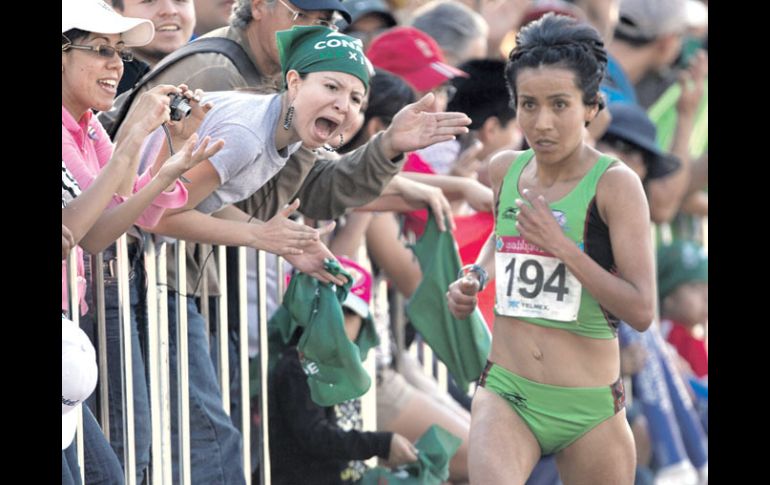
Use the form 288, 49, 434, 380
489, 150, 523, 192
596, 161, 648, 223
597, 161, 645, 197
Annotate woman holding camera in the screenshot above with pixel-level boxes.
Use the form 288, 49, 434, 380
62, 1, 224, 482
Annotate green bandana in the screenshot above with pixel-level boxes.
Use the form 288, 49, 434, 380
276, 25, 371, 91
264, 259, 379, 406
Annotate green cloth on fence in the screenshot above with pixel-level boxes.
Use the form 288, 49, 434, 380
263, 259, 379, 406
405, 211, 491, 392
358, 425, 462, 485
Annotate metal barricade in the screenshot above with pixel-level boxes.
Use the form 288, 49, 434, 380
65, 250, 85, 485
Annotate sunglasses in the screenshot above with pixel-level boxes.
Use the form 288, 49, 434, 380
277, 0, 339, 31
62, 42, 134, 62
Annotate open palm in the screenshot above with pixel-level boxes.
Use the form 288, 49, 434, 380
384, 93, 471, 155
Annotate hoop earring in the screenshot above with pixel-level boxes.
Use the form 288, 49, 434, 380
282, 104, 295, 130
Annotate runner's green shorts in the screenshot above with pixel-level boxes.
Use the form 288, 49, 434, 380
479, 361, 626, 455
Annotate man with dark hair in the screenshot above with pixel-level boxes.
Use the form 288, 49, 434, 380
446, 59, 518, 176
413, 59, 519, 180
109, 0, 196, 94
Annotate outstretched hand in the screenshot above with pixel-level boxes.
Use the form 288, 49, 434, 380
381, 93, 471, 159
283, 221, 349, 286
159, 133, 225, 183
254, 199, 322, 257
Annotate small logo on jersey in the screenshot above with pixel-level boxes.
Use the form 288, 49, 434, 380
496, 237, 504, 251
551, 210, 567, 227
502, 206, 518, 220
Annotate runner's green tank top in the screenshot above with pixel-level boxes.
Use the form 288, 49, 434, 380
494, 150, 619, 339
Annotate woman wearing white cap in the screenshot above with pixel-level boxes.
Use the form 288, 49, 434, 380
62, 0, 220, 313
62, 1, 223, 483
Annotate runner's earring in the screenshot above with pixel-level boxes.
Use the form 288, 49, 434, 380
282, 104, 295, 130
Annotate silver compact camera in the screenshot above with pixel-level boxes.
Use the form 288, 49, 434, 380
168, 93, 192, 122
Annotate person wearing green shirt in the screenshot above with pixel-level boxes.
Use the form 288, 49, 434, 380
446, 14, 655, 485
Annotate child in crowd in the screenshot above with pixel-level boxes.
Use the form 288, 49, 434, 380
658, 240, 709, 379
268, 257, 417, 484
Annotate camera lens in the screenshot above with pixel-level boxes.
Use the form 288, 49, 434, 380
168, 93, 192, 122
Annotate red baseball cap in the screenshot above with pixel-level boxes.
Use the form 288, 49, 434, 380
366, 26, 468, 92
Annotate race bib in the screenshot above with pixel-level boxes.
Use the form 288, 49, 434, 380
495, 236, 582, 322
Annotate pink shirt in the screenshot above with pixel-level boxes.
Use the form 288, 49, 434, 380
62, 106, 188, 314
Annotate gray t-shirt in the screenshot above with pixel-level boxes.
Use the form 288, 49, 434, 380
195, 92, 302, 214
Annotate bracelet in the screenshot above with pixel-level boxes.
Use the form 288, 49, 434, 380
457, 264, 489, 292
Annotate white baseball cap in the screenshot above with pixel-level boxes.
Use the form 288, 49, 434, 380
62, 0, 155, 47
616, 0, 689, 40
62, 317, 98, 450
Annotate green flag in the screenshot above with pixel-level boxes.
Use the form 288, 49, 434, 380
406, 211, 491, 391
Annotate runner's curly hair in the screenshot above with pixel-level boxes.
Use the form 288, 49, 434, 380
504, 13, 608, 116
